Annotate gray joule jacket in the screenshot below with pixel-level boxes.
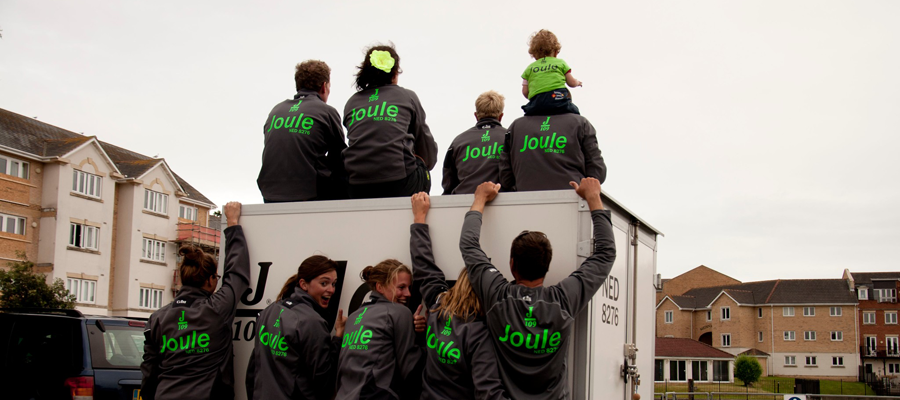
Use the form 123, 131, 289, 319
335, 291, 424, 399
410, 223, 509, 400
257, 90, 347, 202
342, 84, 438, 184
245, 286, 342, 400
499, 113, 606, 192
442, 118, 506, 195
141, 225, 251, 400
459, 210, 616, 399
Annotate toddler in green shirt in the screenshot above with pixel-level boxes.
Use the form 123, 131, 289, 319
521, 29, 583, 116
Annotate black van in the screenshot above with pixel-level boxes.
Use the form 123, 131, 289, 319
0, 308, 146, 400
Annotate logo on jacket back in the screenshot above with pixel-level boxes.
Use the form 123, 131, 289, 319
347, 101, 400, 126
177, 310, 188, 330
344, 307, 373, 350
267, 110, 315, 135
524, 307, 536, 327
289, 99, 303, 112
519, 131, 567, 154
540, 117, 550, 132
258, 308, 290, 357
462, 130, 503, 162
427, 324, 460, 365
497, 306, 563, 355
368, 89, 379, 102
441, 316, 452, 336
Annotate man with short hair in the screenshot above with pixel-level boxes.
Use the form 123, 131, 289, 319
257, 60, 347, 202
459, 178, 615, 399
442, 90, 507, 195
499, 113, 606, 191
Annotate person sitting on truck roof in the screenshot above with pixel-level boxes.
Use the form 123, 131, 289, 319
498, 113, 606, 192
409, 192, 510, 400
245, 255, 348, 400
442, 90, 507, 195
335, 258, 425, 399
257, 60, 348, 203
342, 43, 438, 199
141, 201, 251, 400
459, 179, 616, 399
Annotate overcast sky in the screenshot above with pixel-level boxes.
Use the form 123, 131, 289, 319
2, 1, 898, 283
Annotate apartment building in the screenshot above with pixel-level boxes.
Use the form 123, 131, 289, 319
657, 270, 858, 379
0, 108, 217, 318
845, 270, 900, 378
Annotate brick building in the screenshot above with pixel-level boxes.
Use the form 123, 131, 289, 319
657, 268, 859, 379
655, 337, 735, 383
0, 108, 217, 317
845, 270, 900, 378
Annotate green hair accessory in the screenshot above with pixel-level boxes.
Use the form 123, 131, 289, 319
369, 50, 395, 74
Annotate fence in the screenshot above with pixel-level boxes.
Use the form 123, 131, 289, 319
654, 378, 880, 397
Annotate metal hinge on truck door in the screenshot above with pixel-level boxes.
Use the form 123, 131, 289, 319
577, 240, 593, 258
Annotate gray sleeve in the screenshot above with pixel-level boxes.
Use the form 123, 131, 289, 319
580, 119, 606, 184
553, 210, 616, 315
140, 316, 161, 400
410, 223, 448, 307
499, 130, 515, 191
392, 307, 424, 380
467, 324, 511, 400
408, 90, 438, 170
325, 107, 347, 177
304, 320, 342, 400
460, 211, 509, 311
441, 147, 459, 195
245, 350, 257, 400
210, 225, 252, 318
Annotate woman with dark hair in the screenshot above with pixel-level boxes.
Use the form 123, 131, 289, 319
246, 255, 348, 400
141, 202, 251, 400
409, 192, 509, 400
335, 257, 424, 399
343, 43, 438, 199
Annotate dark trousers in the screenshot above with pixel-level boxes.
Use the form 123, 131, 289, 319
522, 88, 581, 116
349, 159, 431, 199
263, 175, 348, 203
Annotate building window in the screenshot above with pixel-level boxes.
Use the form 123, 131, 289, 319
784, 331, 796, 341
785, 356, 796, 366
69, 223, 99, 251
66, 278, 96, 304
875, 288, 898, 303
803, 307, 815, 316
669, 360, 686, 381
866, 336, 878, 356
806, 356, 817, 366
713, 360, 729, 381
144, 189, 168, 215
706, 310, 711, 321
722, 334, 731, 347
887, 312, 898, 325
888, 337, 899, 356
783, 307, 795, 317
721, 307, 730, 321
0, 156, 29, 179
831, 331, 843, 341
804, 331, 816, 341
889, 363, 900, 374
72, 170, 102, 198
758, 307, 763, 318
0, 213, 26, 235
833, 357, 844, 366
139, 287, 164, 309
141, 238, 166, 262
654, 360, 664, 382
179, 205, 198, 221
864, 311, 876, 325
692, 360, 708, 381
664, 310, 673, 324
758, 331, 763, 342
830, 307, 842, 317
859, 287, 868, 300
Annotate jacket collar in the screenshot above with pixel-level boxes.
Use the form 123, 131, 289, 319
285, 286, 319, 309
475, 117, 502, 130
366, 291, 391, 305
175, 285, 210, 300
294, 89, 322, 101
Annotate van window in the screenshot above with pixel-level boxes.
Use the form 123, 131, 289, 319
87, 324, 146, 369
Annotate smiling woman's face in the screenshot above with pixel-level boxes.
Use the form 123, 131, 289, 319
301, 270, 338, 309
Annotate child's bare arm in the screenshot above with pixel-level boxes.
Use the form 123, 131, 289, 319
521, 79, 530, 99
566, 72, 583, 88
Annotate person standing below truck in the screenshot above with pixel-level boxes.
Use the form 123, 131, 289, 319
335, 259, 425, 399
343, 44, 438, 199
442, 91, 507, 195
257, 60, 348, 203
245, 255, 348, 400
141, 202, 251, 400
459, 179, 615, 399
498, 112, 606, 191
409, 192, 510, 400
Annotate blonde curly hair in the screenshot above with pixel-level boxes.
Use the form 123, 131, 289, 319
528, 29, 562, 59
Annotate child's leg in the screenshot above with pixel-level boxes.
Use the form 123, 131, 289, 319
523, 89, 578, 116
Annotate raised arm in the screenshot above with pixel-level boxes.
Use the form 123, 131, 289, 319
410, 193, 449, 308
565, 71, 583, 88
554, 178, 616, 314
580, 119, 607, 184
460, 182, 508, 308
211, 202, 252, 317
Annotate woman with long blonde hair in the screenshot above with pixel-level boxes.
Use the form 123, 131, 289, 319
409, 192, 508, 400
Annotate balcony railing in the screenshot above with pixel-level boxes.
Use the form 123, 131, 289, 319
175, 222, 221, 249
862, 345, 900, 358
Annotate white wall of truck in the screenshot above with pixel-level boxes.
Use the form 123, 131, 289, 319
224, 190, 661, 400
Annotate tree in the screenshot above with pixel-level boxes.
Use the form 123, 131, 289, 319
0, 253, 75, 309
734, 355, 763, 386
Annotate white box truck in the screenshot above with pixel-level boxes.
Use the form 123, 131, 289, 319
225, 190, 661, 400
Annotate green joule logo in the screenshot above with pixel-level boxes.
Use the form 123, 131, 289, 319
267, 112, 315, 135
368, 89, 379, 102
258, 323, 290, 357
274, 308, 284, 328
347, 102, 400, 126
289, 99, 303, 112
355, 307, 367, 325
481, 131, 490, 142
160, 330, 211, 355
441, 316, 452, 336
524, 307, 536, 327
519, 132, 567, 154
177, 310, 188, 330
540, 117, 551, 132
426, 326, 460, 364
342, 324, 373, 350
498, 325, 562, 354
462, 142, 503, 162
